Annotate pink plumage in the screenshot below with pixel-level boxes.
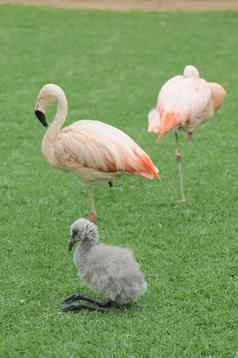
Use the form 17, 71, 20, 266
54, 120, 159, 181
147, 65, 226, 203
34, 84, 159, 221
148, 65, 226, 141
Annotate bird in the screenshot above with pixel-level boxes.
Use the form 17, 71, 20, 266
34, 84, 159, 222
63, 218, 147, 312
148, 65, 226, 202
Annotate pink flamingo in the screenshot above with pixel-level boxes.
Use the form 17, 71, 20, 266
148, 65, 225, 202
34, 84, 159, 222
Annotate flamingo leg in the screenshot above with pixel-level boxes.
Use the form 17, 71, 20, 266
86, 184, 97, 223
187, 129, 193, 141
175, 131, 186, 203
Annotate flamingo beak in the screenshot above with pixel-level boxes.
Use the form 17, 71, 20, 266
34, 109, 48, 127
68, 230, 78, 251
68, 239, 75, 251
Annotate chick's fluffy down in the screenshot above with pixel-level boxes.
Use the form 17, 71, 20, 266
75, 244, 147, 304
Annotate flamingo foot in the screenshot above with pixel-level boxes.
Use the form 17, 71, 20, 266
88, 211, 97, 224
63, 292, 113, 313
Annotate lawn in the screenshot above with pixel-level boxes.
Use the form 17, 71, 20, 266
0, 4, 238, 357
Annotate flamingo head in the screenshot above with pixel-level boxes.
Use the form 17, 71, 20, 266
183, 65, 200, 78
34, 84, 67, 127
68, 218, 99, 251
209, 82, 226, 112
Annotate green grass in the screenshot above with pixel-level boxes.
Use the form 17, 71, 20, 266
0, 4, 238, 357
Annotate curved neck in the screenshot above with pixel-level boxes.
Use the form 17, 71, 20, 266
51, 92, 68, 132
41, 91, 68, 164
43, 91, 68, 151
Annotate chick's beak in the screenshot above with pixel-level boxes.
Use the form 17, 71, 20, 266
68, 238, 75, 252
34, 107, 48, 127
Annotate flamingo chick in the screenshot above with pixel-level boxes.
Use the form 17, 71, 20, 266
63, 218, 147, 312
34, 84, 159, 221
148, 65, 225, 202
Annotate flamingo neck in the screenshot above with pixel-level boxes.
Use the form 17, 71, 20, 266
42, 92, 68, 164
77, 241, 95, 271
80, 240, 95, 254
50, 93, 68, 133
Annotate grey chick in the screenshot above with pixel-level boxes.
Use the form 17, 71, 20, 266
64, 218, 147, 312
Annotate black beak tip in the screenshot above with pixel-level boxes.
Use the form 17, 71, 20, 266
68, 240, 74, 251
34, 110, 48, 127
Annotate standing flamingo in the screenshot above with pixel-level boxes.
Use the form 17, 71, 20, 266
148, 65, 225, 202
34, 84, 159, 222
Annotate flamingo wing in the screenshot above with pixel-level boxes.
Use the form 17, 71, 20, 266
157, 76, 212, 136
208, 82, 226, 112
55, 120, 159, 180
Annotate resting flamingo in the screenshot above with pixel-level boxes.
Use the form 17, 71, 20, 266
148, 65, 225, 202
34, 84, 159, 222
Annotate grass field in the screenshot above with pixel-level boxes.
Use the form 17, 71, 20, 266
1, 5, 238, 357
